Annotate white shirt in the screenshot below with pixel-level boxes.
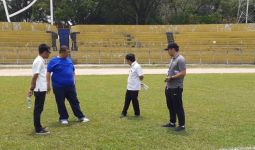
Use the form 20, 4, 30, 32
127, 61, 143, 91
32, 55, 47, 92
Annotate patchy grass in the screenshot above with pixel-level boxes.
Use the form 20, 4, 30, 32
0, 74, 254, 150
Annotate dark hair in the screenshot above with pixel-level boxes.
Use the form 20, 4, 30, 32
125, 53, 136, 62
167, 42, 179, 52
59, 45, 69, 53
38, 44, 50, 54
172, 43, 179, 52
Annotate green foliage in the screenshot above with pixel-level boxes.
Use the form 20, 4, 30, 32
54, 0, 99, 24
161, 0, 238, 24
0, 2, 6, 21
0, 0, 242, 24
0, 0, 36, 22
31, 0, 50, 22
190, 12, 222, 24
94, 0, 162, 24
170, 13, 190, 24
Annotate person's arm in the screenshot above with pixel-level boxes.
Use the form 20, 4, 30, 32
46, 58, 54, 94
46, 72, 51, 94
72, 62, 76, 85
74, 71, 76, 85
28, 61, 42, 96
137, 65, 144, 81
139, 76, 144, 81
165, 70, 186, 81
28, 74, 39, 96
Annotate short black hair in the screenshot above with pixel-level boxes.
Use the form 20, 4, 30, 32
165, 42, 179, 52
38, 44, 50, 54
59, 45, 69, 53
125, 53, 136, 62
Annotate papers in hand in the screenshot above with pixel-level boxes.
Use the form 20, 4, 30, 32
141, 83, 149, 91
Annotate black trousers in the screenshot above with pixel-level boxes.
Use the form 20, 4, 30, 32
165, 87, 185, 126
53, 86, 85, 120
122, 90, 140, 116
34, 91, 46, 132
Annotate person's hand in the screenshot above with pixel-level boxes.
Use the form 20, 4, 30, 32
164, 76, 172, 82
47, 84, 51, 94
164, 77, 169, 82
27, 90, 33, 97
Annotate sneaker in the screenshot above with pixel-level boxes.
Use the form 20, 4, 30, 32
162, 123, 176, 128
175, 126, 185, 131
42, 127, 48, 130
78, 117, 90, 123
120, 114, 126, 118
60, 119, 68, 125
36, 129, 50, 135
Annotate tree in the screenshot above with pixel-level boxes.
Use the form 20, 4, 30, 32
125, 0, 162, 24
31, 0, 50, 22
0, 0, 241, 25
94, 0, 162, 24
54, 0, 99, 25
0, 2, 6, 21
0, 0, 47, 22
219, 0, 238, 23
159, 0, 238, 24
6, 0, 33, 22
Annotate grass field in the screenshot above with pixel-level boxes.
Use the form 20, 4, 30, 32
0, 74, 254, 150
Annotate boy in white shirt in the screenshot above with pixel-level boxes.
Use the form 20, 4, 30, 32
28, 44, 51, 135
120, 54, 144, 118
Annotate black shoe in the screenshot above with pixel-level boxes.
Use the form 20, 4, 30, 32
175, 126, 185, 131
162, 123, 176, 128
120, 114, 126, 118
36, 129, 50, 135
135, 115, 140, 117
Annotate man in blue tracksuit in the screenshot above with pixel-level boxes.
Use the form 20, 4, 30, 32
46, 45, 89, 125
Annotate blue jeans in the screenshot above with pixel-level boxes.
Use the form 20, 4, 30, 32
53, 85, 85, 120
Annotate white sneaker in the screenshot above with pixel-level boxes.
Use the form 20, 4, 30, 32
78, 117, 90, 123
60, 119, 68, 125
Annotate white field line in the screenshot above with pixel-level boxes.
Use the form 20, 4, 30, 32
1, 68, 255, 76
219, 147, 255, 150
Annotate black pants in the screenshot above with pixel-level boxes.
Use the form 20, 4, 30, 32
122, 90, 140, 116
53, 86, 85, 120
165, 87, 185, 126
34, 91, 46, 132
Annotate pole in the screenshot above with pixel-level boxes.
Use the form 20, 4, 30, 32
50, 0, 54, 25
237, 0, 240, 22
8, 0, 38, 18
2, 0, 10, 22
246, 0, 249, 23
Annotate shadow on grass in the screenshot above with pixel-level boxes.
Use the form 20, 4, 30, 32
27, 120, 90, 137
28, 132, 51, 137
